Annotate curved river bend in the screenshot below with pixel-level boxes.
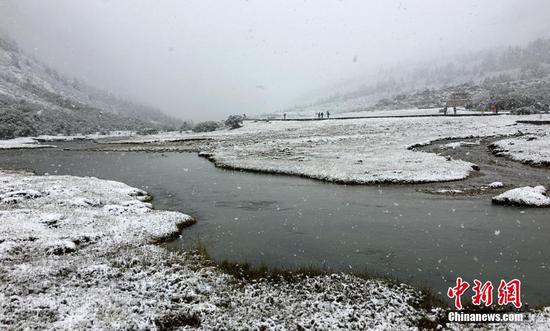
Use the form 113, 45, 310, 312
1, 144, 548, 305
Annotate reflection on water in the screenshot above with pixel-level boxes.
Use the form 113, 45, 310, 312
1, 145, 549, 305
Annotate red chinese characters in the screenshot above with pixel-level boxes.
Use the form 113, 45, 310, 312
472, 280, 493, 307
447, 277, 470, 309
447, 278, 522, 309
497, 279, 522, 309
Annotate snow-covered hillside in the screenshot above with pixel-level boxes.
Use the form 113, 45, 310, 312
276, 39, 550, 117
0, 36, 180, 138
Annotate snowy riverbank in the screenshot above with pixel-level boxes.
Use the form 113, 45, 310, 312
0, 137, 55, 149
0, 132, 134, 149
1, 165, 550, 329
0, 170, 434, 330
205, 114, 550, 184
491, 134, 550, 166
92, 113, 550, 185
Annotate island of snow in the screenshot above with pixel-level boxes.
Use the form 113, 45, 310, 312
492, 185, 550, 207
204, 115, 550, 184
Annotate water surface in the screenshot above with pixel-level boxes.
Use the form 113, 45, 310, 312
1, 144, 548, 305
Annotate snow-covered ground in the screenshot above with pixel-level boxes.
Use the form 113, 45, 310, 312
0, 137, 55, 149
492, 185, 550, 207
0, 170, 434, 330
266, 107, 494, 120
107, 130, 200, 144
3, 127, 550, 328
491, 134, 550, 166
111, 114, 550, 184
205, 115, 550, 184
0, 132, 135, 149
337, 107, 480, 118
35, 131, 134, 142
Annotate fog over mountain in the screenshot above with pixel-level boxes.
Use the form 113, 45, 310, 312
0, 36, 181, 138
1, 0, 550, 121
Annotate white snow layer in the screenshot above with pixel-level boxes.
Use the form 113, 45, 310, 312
0, 170, 430, 330
0, 137, 54, 149
110, 114, 550, 184
0, 132, 134, 149
492, 135, 550, 165
205, 115, 550, 184
492, 185, 550, 207
488, 181, 504, 188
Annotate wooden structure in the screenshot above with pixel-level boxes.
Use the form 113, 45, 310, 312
446, 92, 471, 108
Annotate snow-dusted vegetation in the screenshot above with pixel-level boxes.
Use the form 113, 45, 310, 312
108, 113, 550, 185
273, 38, 550, 118
0, 170, 437, 329
0, 137, 54, 149
2, 2, 550, 328
0, 132, 136, 149
198, 115, 549, 184
0, 37, 179, 138
491, 134, 550, 166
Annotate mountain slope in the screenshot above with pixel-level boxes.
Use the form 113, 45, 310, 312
0, 36, 180, 138
282, 38, 550, 116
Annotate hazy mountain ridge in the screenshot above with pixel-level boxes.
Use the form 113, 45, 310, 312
284, 38, 550, 115
0, 36, 180, 138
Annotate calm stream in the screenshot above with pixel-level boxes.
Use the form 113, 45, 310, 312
1, 143, 549, 305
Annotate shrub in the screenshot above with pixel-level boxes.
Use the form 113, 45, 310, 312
192, 121, 219, 133
179, 121, 194, 132
224, 115, 244, 130
137, 128, 160, 135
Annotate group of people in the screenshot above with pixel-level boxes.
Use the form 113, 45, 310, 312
282, 111, 331, 120
442, 106, 458, 115
316, 111, 330, 119
442, 104, 499, 115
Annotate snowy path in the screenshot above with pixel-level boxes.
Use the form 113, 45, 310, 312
248, 112, 505, 122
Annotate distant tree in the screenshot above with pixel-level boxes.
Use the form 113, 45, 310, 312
137, 128, 159, 135
12, 56, 21, 69
179, 121, 194, 132
224, 115, 244, 129
192, 121, 219, 133
72, 78, 81, 90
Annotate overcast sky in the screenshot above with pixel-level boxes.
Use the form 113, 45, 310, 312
1, 0, 550, 120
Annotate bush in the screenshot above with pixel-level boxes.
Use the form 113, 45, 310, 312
137, 128, 160, 135
224, 115, 244, 129
192, 121, 219, 133
179, 121, 194, 132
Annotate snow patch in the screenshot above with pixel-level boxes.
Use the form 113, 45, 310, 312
440, 140, 480, 149
491, 135, 550, 165
492, 185, 550, 207
0, 137, 54, 149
